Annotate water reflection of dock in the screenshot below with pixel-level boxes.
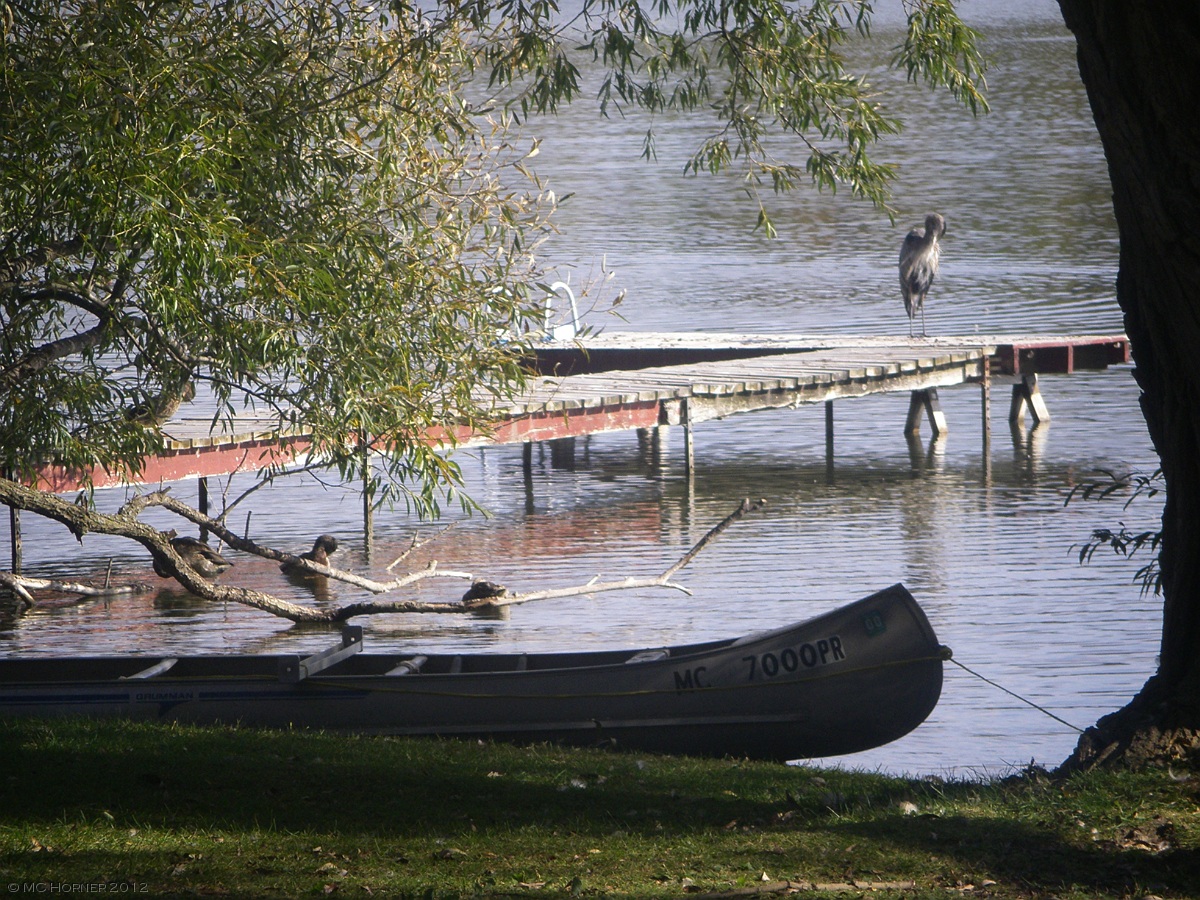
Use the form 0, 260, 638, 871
34, 332, 1129, 493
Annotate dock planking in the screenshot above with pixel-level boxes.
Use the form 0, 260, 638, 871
30, 333, 1130, 493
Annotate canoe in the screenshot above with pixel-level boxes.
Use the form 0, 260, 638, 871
0, 583, 948, 761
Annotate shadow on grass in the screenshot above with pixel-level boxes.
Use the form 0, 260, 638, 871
1, 718, 1198, 897
832, 814, 1200, 897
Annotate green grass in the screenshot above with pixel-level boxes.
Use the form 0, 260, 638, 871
1, 718, 1197, 898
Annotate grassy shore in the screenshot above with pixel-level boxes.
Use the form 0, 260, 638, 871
0, 719, 1197, 899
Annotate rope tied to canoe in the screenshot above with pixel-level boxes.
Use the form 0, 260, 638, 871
947, 656, 1085, 735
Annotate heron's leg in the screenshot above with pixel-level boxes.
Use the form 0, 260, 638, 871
920, 302, 927, 337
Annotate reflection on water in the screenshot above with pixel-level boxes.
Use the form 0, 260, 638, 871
0, 4, 1161, 778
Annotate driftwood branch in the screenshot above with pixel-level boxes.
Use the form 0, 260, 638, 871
0, 573, 36, 606
0, 478, 340, 622
0, 572, 149, 609
130, 490, 476, 594
471, 497, 766, 609
0, 573, 147, 599
386, 523, 458, 571
2, 474, 766, 624
662, 496, 765, 582
330, 498, 768, 621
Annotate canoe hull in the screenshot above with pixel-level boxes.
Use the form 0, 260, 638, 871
0, 583, 945, 760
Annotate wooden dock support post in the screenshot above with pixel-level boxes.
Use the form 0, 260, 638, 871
905, 388, 948, 437
549, 437, 576, 470
363, 488, 374, 559
3, 467, 20, 574
981, 365, 992, 479
522, 442, 535, 513
198, 476, 210, 542
825, 398, 835, 475
682, 399, 694, 476
979, 362, 988, 472
8, 503, 21, 575
980, 367, 991, 450
360, 439, 374, 560
652, 425, 669, 467
1009, 374, 1051, 425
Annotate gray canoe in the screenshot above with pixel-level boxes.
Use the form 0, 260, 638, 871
0, 583, 948, 760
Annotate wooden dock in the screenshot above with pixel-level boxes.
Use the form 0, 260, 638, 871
34, 333, 1131, 494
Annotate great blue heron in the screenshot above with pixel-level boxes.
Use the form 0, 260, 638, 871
898, 213, 946, 337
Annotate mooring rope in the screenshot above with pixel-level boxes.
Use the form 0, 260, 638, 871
948, 657, 1085, 734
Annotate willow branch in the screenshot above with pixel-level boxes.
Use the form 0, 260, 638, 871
0, 236, 85, 287
0, 293, 112, 389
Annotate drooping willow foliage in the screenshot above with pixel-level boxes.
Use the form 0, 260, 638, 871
0, 0, 985, 520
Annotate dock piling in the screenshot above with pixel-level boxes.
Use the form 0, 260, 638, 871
981, 365, 992, 478
682, 399, 694, 475
652, 426, 669, 467
1009, 374, 1051, 426
8, 503, 20, 575
198, 477, 210, 542
361, 440, 374, 560
825, 401, 835, 472
905, 389, 948, 437
549, 437, 576, 470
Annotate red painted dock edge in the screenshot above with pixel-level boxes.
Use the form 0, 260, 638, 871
431, 400, 662, 448
23, 333, 1131, 495
992, 337, 1131, 376
34, 435, 315, 494
36, 403, 663, 493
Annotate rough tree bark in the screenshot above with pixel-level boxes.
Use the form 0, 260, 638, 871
1057, 1, 1200, 770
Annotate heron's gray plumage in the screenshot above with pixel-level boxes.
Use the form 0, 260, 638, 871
899, 213, 946, 337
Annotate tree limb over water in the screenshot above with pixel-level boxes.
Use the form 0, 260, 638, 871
0, 476, 764, 624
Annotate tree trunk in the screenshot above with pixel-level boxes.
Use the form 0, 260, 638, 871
1056, 1, 1200, 770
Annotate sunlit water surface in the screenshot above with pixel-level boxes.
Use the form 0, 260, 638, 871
0, 1, 1162, 778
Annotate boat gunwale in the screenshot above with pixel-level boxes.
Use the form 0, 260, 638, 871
0, 584, 940, 694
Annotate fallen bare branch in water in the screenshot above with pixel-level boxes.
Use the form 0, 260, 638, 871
0, 571, 152, 611
467, 497, 769, 610
386, 523, 458, 572
318, 499, 766, 621
129, 490, 476, 594
0, 572, 148, 600
0, 572, 36, 606
1, 474, 766, 624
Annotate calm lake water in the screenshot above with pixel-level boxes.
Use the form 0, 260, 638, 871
0, 1, 1163, 778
